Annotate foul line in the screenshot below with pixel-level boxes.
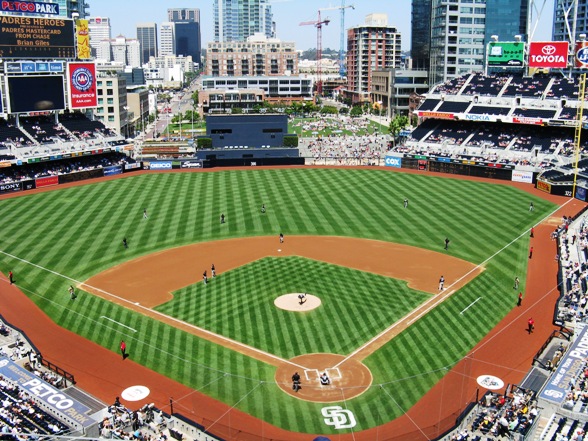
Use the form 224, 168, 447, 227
335, 200, 571, 368
100, 316, 137, 333
460, 297, 482, 315
0, 249, 308, 371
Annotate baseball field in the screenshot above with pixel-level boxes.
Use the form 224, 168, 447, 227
0, 167, 556, 436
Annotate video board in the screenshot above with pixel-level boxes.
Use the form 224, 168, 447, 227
0, 16, 76, 59
6, 75, 65, 113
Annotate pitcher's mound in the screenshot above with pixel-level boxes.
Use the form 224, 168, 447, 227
274, 293, 321, 311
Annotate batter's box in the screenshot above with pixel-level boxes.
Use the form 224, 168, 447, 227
304, 369, 320, 381
325, 367, 341, 380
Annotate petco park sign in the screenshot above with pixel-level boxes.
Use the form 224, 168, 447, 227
528, 42, 569, 68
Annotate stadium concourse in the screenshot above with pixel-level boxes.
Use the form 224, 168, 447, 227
0, 165, 581, 441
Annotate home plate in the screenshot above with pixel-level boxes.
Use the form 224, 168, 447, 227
121, 385, 150, 401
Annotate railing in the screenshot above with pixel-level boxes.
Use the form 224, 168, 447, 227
40, 357, 76, 387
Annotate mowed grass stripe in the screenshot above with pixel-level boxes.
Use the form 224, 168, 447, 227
0, 169, 558, 434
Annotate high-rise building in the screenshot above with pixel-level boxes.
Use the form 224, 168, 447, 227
137, 23, 158, 66
167, 8, 201, 66
168, 8, 200, 23
553, 0, 588, 42
50, 0, 89, 18
160, 22, 176, 57
206, 34, 298, 76
99, 36, 141, 68
429, 0, 529, 85
345, 14, 402, 103
88, 17, 112, 58
214, 0, 274, 42
411, 0, 432, 70
174, 22, 201, 66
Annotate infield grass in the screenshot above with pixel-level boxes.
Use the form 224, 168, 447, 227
0, 168, 555, 434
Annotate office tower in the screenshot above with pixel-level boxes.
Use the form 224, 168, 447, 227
88, 17, 112, 58
167, 8, 201, 65
99, 36, 141, 68
137, 23, 158, 66
160, 22, 176, 57
553, 0, 588, 41
50, 0, 89, 18
429, 0, 529, 85
214, 0, 274, 42
411, 0, 432, 70
168, 8, 200, 23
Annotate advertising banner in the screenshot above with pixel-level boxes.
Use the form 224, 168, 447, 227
124, 163, 141, 170
418, 111, 454, 120
148, 161, 173, 170
384, 156, 402, 168
536, 180, 552, 193
513, 117, 543, 125
0, 16, 75, 59
0, 182, 22, 194
0, 357, 93, 427
104, 165, 123, 176
512, 170, 534, 184
539, 326, 588, 404
528, 42, 569, 68
576, 186, 587, 202
487, 42, 525, 66
576, 41, 588, 69
75, 19, 90, 60
36, 175, 58, 188
67, 62, 97, 109
1, 1, 59, 15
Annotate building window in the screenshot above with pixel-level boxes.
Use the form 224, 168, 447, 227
107, 89, 113, 96
106, 81, 113, 86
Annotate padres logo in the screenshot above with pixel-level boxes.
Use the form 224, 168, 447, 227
72, 67, 94, 92
321, 406, 357, 429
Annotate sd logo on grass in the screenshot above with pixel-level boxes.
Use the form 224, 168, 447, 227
321, 406, 356, 429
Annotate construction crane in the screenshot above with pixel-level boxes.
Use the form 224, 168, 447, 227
319, 1, 355, 78
300, 12, 330, 95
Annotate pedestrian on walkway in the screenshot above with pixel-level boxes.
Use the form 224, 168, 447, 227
529, 247, 533, 259
8, 271, 13, 285
530, 227, 534, 238
120, 340, 127, 359
517, 292, 523, 307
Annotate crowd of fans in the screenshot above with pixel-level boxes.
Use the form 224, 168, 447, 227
0, 153, 136, 184
99, 399, 168, 441
301, 134, 388, 165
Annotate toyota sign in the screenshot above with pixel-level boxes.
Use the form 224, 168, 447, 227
528, 42, 569, 68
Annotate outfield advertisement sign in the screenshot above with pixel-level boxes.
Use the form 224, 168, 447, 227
148, 161, 173, 170
418, 111, 454, 120
512, 170, 534, 184
384, 156, 402, 168
536, 180, 552, 193
576, 41, 588, 68
0, 357, 93, 427
528, 42, 569, 68
67, 62, 97, 109
512, 117, 543, 125
36, 175, 58, 188
487, 42, 525, 67
539, 326, 588, 404
576, 186, 587, 202
0, 182, 22, 194
104, 165, 123, 176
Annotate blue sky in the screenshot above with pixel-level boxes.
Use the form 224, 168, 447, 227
91, 0, 554, 52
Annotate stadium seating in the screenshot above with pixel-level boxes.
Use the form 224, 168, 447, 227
462, 72, 509, 96
502, 75, 550, 98
546, 77, 579, 99
467, 105, 510, 116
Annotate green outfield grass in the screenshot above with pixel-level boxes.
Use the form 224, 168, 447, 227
156, 256, 430, 358
0, 169, 556, 435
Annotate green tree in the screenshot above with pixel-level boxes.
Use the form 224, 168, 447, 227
319, 105, 338, 115
389, 115, 410, 140
191, 90, 199, 106
231, 107, 243, 114
349, 106, 363, 117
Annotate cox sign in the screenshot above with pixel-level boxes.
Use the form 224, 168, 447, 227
385, 156, 401, 168
528, 42, 569, 68
576, 41, 588, 68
